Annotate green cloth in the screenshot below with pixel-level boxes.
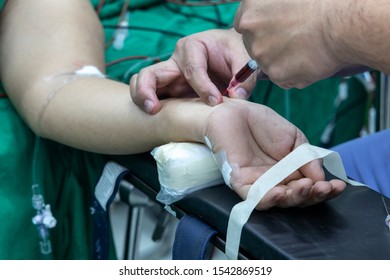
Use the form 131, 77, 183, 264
101, 1, 238, 82
0, 98, 107, 259
0, 0, 372, 259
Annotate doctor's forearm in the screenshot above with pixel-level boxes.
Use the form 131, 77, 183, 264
325, 0, 390, 73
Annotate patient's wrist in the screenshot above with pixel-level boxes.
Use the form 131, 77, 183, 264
159, 98, 214, 144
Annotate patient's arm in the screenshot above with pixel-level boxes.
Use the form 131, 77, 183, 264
0, 0, 345, 209
0, 0, 207, 154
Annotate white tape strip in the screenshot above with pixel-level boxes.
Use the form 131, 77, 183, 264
204, 136, 233, 188
225, 143, 364, 260
95, 161, 128, 211
213, 151, 233, 189
75, 65, 105, 78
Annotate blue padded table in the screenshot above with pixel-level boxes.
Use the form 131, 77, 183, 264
112, 152, 390, 260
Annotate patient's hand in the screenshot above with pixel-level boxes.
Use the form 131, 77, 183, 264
202, 98, 346, 210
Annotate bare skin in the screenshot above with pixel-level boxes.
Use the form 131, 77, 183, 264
234, 0, 390, 88
0, 0, 345, 209
131, 0, 390, 111
130, 28, 257, 114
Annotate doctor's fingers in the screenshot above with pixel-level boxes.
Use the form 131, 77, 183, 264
171, 57, 224, 106
130, 59, 183, 115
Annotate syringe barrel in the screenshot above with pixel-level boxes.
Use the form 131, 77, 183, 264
234, 59, 258, 82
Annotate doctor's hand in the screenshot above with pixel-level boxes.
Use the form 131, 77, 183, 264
130, 29, 257, 115
202, 98, 346, 210
234, 0, 347, 89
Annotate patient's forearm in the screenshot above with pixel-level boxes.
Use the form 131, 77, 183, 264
0, 0, 212, 155
32, 76, 210, 154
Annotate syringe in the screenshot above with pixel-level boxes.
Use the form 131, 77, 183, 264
223, 59, 259, 96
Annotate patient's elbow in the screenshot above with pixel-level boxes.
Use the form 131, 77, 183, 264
5, 80, 57, 139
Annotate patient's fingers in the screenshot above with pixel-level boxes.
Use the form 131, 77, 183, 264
311, 179, 346, 202
299, 159, 325, 182
254, 178, 346, 210
254, 186, 286, 210
293, 179, 345, 208
256, 178, 313, 210
230, 165, 304, 191
300, 181, 334, 207
329, 179, 347, 196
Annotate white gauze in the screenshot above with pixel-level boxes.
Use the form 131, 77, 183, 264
152, 142, 224, 205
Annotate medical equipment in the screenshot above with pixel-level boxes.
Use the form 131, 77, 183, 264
320, 78, 349, 147
151, 142, 224, 205
31, 184, 56, 255
223, 59, 258, 96
31, 136, 57, 256
355, 71, 377, 135
29, 66, 105, 255
92, 161, 128, 259
112, 150, 390, 260
142, 139, 380, 259
382, 196, 390, 231
112, 12, 130, 50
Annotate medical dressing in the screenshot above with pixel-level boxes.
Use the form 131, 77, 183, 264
152, 142, 224, 205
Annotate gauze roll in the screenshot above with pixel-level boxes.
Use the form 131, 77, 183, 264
151, 142, 224, 205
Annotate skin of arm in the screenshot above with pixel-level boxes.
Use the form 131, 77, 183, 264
326, 0, 390, 73
234, 0, 390, 89
0, 0, 210, 154
0, 0, 345, 209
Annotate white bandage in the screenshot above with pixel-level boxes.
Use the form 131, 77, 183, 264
152, 142, 224, 205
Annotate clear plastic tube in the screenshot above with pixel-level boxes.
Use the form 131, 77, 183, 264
31, 138, 55, 256
37, 224, 52, 255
